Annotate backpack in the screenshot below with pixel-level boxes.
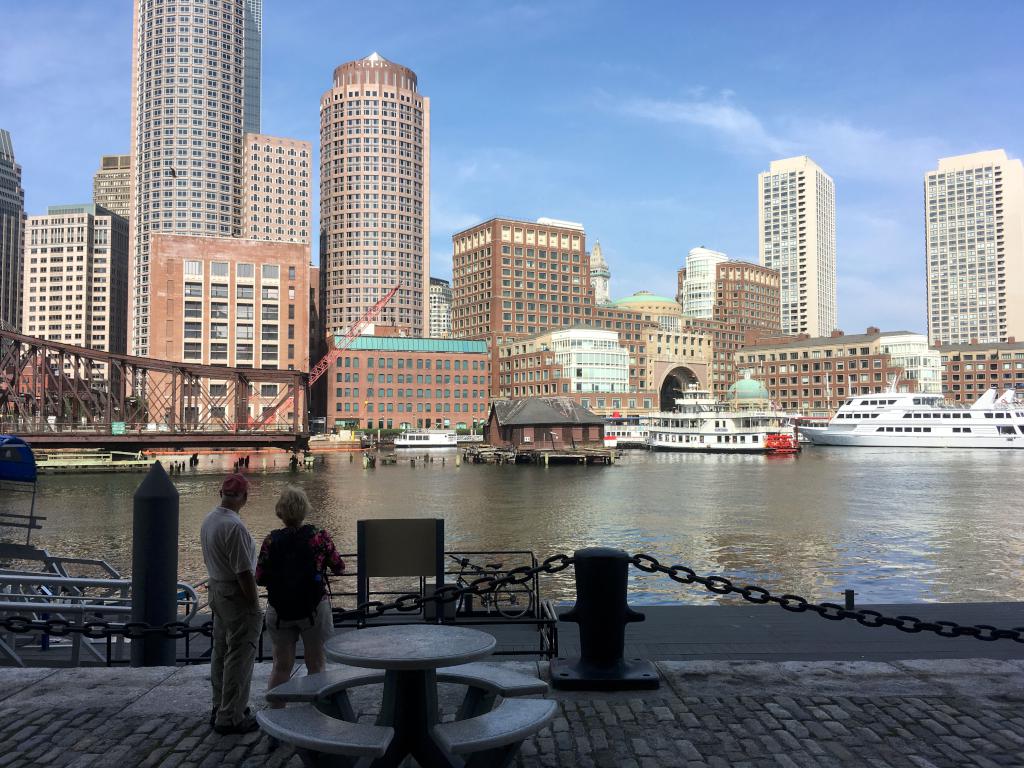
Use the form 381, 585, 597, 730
264, 525, 325, 623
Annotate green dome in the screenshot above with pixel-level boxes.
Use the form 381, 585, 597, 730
612, 292, 679, 306
727, 376, 770, 400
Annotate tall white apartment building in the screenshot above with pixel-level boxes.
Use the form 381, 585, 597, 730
428, 276, 452, 338
679, 246, 728, 318
242, 134, 312, 244
22, 204, 129, 356
925, 150, 1024, 346
758, 156, 836, 337
0, 129, 25, 330
129, 0, 259, 355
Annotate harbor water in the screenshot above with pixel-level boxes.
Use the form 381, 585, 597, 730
7, 448, 1024, 605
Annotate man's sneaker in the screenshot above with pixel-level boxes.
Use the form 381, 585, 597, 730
210, 707, 253, 730
213, 714, 259, 735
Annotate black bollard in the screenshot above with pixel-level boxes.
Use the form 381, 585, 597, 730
130, 461, 179, 667
550, 547, 659, 690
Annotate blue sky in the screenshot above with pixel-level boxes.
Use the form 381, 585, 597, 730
3, 1, 1023, 334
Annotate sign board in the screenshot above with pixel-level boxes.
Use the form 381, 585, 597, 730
111, 421, 126, 435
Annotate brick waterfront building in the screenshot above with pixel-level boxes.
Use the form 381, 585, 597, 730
938, 340, 1024, 404
328, 336, 490, 430
737, 328, 932, 416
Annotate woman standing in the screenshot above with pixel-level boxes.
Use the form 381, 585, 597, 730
255, 485, 345, 705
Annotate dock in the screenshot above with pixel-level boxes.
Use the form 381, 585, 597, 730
462, 445, 614, 465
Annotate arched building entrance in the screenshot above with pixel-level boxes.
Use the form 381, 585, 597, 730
659, 366, 700, 411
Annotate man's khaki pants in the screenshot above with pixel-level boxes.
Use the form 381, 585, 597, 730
208, 579, 263, 726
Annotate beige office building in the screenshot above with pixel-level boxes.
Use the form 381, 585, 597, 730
22, 205, 129, 356
0, 129, 24, 330
129, 0, 255, 355
320, 53, 430, 337
242, 134, 312, 244
93, 155, 132, 220
758, 156, 836, 337
925, 150, 1024, 346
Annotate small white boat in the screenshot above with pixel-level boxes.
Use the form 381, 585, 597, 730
603, 423, 649, 448
393, 429, 458, 449
802, 386, 1024, 448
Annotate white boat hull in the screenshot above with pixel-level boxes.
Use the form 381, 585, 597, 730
649, 432, 774, 453
801, 427, 1024, 449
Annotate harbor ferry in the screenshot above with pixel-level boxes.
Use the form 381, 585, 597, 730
647, 379, 796, 454
603, 415, 649, 448
801, 386, 1024, 448
393, 429, 458, 448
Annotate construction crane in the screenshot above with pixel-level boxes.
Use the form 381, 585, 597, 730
252, 285, 400, 428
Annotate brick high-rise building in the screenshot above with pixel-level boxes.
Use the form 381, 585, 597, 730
0, 129, 25, 330
758, 156, 836, 337
925, 150, 1024, 346
93, 155, 132, 220
129, 0, 258, 355
22, 204, 129, 356
320, 53, 430, 337
242, 134, 312, 244
938, 340, 1024, 403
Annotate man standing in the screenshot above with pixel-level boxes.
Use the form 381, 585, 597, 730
201, 474, 262, 734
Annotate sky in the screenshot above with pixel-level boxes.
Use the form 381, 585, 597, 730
2, 1, 1023, 334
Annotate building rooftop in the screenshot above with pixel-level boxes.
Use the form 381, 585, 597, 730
490, 397, 604, 426
612, 292, 679, 306
339, 336, 488, 354
744, 329, 918, 350
937, 340, 1024, 352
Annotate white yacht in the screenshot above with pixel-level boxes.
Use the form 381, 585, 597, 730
603, 422, 649, 448
393, 429, 458, 448
801, 386, 1024, 448
648, 384, 795, 454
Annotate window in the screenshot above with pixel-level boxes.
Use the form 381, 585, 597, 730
262, 304, 279, 321
211, 302, 228, 319
237, 285, 254, 300
183, 342, 201, 360
236, 324, 253, 340
211, 261, 229, 278
261, 344, 278, 359
237, 263, 255, 279
184, 261, 202, 276
261, 384, 278, 397
210, 284, 228, 299
288, 266, 296, 281
262, 287, 279, 301
237, 304, 254, 320
210, 323, 228, 340
262, 325, 278, 341
184, 282, 202, 297
210, 343, 228, 360
184, 301, 202, 318
183, 322, 202, 339
262, 264, 280, 280
236, 343, 253, 360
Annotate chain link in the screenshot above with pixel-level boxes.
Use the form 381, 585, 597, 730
0, 553, 576, 640
629, 553, 1024, 643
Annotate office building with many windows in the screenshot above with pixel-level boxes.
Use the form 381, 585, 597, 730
242, 133, 312, 244
22, 204, 129, 356
129, 0, 258, 355
93, 155, 132, 221
758, 156, 836, 337
925, 150, 1024, 346
320, 53, 430, 337
428, 276, 452, 338
0, 129, 25, 330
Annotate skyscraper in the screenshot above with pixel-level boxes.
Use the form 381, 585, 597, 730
242, 134, 312, 244
0, 129, 25, 330
925, 150, 1024, 346
93, 155, 132, 220
23, 205, 129, 355
428, 276, 452, 338
678, 246, 728, 318
243, 0, 262, 135
129, 0, 256, 355
320, 53, 430, 337
758, 156, 836, 337
588, 241, 611, 306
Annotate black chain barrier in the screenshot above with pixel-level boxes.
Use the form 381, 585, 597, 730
629, 553, 1024, 643
2, 551, 1022, 644
0, 553, 576, 641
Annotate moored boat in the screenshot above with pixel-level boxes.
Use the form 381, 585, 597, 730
801, 386, 1024, 448
393, 429, 458, 448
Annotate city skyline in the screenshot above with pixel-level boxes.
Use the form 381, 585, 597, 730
3, 2, 1024, 335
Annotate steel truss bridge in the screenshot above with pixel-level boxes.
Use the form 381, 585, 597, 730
0, 328, 308, 450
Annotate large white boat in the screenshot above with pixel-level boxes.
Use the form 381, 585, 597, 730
393, 429, 458, 449
801, 386, 1024, 448
648, 387, 796, 454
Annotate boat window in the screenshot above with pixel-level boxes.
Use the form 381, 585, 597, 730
913, 398, 921, 405
953, 427, 961, 433
888, 400, 896, 404
998, 426, 1016, 435
984, 413, 993, 418
964, 428, 972, 433
871, 414, 879, 418
923, 428, 931, 432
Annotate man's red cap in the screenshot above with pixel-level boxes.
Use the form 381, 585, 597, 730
220, 473, 249, 496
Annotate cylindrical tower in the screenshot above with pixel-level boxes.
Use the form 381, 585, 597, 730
129, 0, 254, 355
320, 53, 430, 337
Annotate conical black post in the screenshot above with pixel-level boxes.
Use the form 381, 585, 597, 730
130, 461, 180, 667
550, 547, 659, 690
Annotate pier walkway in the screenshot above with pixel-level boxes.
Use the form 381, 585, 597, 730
1, 656, 1023, 767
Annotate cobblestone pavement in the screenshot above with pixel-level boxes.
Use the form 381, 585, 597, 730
0, 659, 1022, 767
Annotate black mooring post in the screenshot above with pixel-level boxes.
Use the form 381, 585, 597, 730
130, 461, 179, 667
550, 547, 659, 690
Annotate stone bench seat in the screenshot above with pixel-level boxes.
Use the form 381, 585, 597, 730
433, 698, 558, 768
265, 665, 385, 703
436, 662, 549, 719
256, 704, 393, 767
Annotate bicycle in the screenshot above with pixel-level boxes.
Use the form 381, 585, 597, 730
448, 554, 534, 619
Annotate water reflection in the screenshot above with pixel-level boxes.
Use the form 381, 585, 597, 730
10, 448, 1024, 605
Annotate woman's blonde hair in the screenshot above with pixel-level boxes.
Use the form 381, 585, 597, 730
275, 485, 311, 527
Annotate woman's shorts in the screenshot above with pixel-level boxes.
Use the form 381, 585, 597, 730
265, 599, 334, 648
